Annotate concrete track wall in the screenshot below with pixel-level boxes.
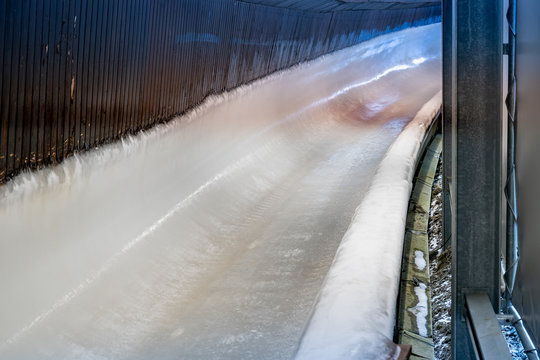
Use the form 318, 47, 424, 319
0, 0, 440, 183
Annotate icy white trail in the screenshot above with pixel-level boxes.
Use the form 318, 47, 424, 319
0, 24, 441, 359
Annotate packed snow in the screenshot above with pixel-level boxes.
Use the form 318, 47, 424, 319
428, 161, 452, 360
415, 250, 427, 271
409, 282, 429, 337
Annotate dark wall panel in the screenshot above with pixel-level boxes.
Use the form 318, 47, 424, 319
0, 0, 441, 183
514, 0, 540, 347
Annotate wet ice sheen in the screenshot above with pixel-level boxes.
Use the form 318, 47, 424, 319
0, 24, 441, 359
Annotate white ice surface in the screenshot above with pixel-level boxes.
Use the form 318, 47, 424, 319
0, 24, 441, 359
295, 91, 442, 360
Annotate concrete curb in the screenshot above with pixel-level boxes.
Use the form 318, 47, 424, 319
396, 134, 442, 359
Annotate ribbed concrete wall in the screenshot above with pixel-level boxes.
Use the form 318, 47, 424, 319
0, 0, 440, 183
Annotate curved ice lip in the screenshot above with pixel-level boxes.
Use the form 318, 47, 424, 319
295, 91, 442, 360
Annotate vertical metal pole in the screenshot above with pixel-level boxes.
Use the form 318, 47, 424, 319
449, 0, 504, 358
442, 0, 453, 253
504, 0, 518, 312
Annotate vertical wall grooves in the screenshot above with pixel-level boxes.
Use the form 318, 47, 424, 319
0, 0, 440, 183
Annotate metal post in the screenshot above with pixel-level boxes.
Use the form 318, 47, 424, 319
503, 0, 518, 312
442, 0, 453, 252
448, 0, 504, 358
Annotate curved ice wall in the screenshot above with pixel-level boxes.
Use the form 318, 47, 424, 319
0, 24, 441, 359
0, 0, 441, 183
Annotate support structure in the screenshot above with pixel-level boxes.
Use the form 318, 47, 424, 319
444, 0, 504, 358
441, 0, 453, 253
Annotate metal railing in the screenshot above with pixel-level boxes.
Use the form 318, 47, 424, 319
503, 0, 540, 357
503, 0, 519, 309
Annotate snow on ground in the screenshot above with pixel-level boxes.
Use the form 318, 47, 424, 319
502, 325, 527, 360
428, 160, 452, 360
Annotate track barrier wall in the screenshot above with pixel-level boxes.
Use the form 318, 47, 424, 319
0, 0, 440, 183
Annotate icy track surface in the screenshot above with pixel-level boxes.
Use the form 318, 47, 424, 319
0, 24, 441, 360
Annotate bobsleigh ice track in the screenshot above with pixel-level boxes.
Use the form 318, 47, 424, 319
0, 24, 441, 359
